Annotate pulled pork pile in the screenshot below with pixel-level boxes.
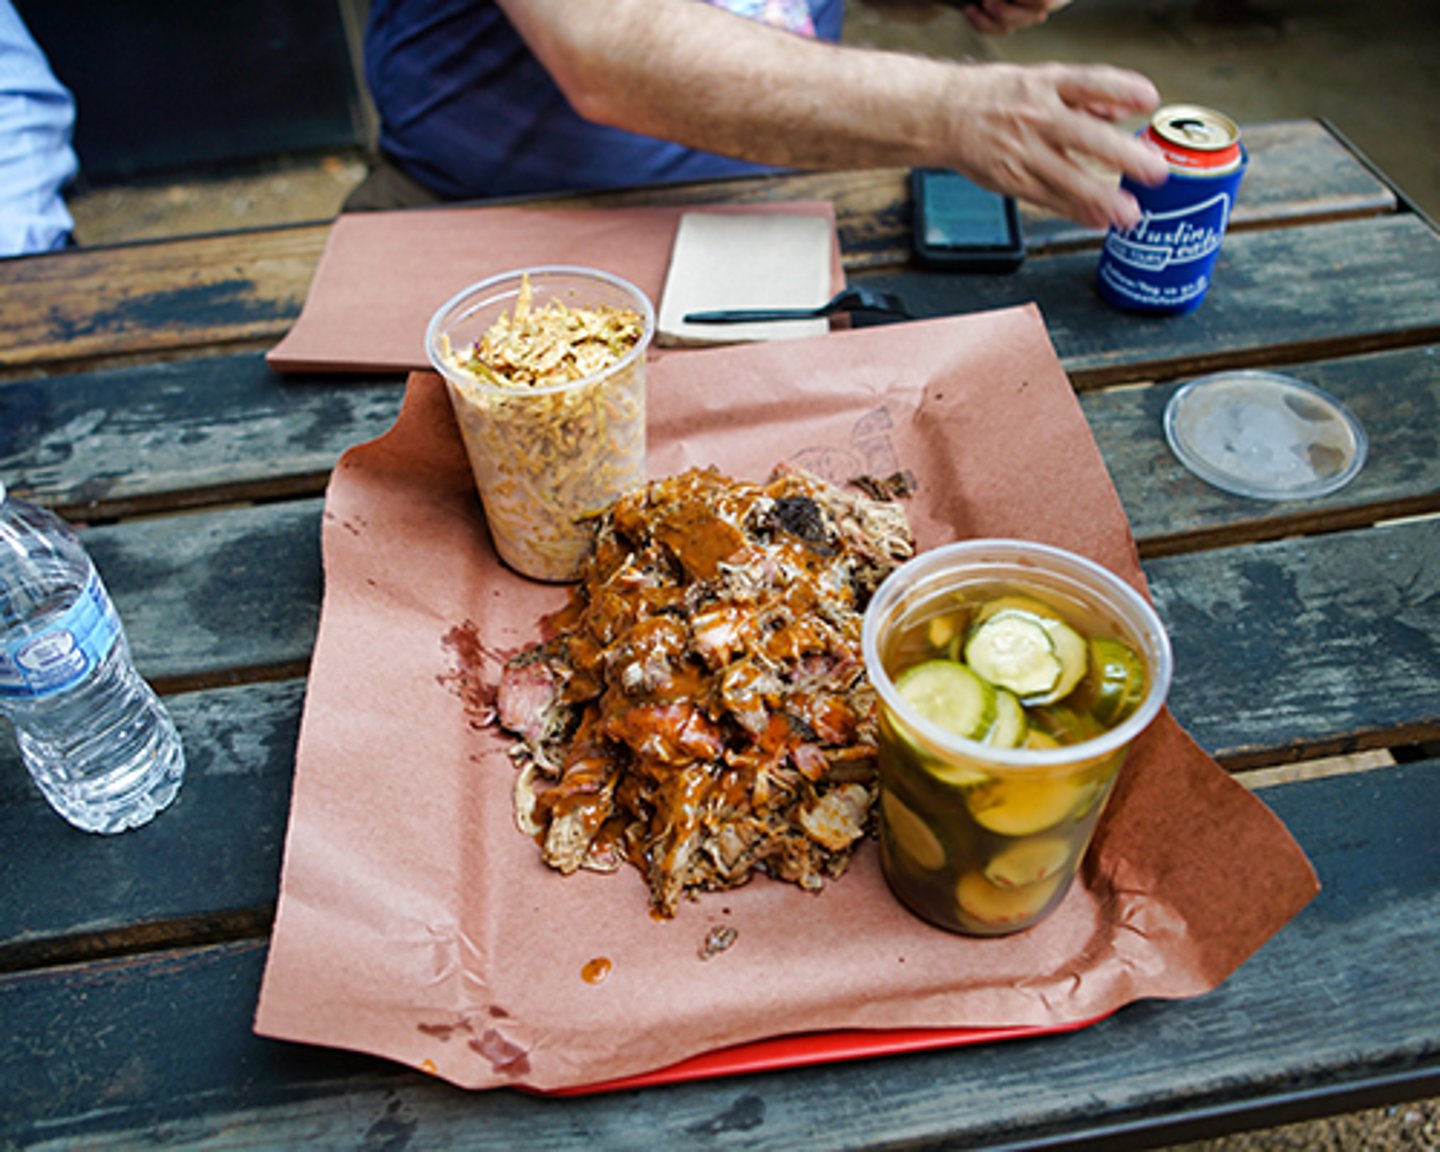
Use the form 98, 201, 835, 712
495, 465, 914, 917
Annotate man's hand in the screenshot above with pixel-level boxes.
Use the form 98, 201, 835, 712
964, 0, 1074, 36
942, 61, 1169, 230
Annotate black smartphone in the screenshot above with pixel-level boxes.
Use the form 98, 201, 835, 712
910, 168, 1025, 272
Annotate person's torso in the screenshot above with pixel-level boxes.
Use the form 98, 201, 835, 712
365, 0, 844, 200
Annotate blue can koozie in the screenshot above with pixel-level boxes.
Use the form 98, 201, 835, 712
1096, 121, 1248, 315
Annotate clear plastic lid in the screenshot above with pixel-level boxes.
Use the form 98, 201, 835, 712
1163, 370, 1367, 501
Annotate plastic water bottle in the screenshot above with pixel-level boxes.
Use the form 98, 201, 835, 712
0, 482, 185, 833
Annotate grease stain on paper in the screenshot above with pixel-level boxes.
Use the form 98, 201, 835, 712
471, 1028, 532, 1077
417, 1013, 533, 1078
437, 618, 509, 725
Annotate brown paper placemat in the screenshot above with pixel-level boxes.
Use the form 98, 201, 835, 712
254, 305, 1318, 1091
265, 201, 845, 374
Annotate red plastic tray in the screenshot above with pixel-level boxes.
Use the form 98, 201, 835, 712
541, 1013, 1110, 1096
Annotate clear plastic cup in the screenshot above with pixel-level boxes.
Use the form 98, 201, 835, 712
426, 266, 655, 582
862, 540, 1173, 935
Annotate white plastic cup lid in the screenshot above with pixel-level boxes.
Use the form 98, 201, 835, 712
1163, 370, 1367, 501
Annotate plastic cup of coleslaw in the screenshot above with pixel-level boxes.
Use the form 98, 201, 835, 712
862, 540, 1173, 935
426, 266, 655, 582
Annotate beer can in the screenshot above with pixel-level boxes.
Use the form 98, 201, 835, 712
1096, 104, 1248, 315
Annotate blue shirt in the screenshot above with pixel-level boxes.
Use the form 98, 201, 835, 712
0, 1, 77, 257
365, 0, 844, 202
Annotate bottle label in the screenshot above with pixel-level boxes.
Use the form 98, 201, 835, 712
0, 572, 123, 699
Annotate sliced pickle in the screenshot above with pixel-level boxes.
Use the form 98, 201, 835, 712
964, 611, 1061, 699
966, 773, 1093, 836
1024, 728, 1063, 751
895, 659, 996, 742
1029, 703, 1105, 746
1071, 779, 1108, 822
880, 790, 946, 872
1041, 618, 1090, 704
956, 869, 1066, 928
925, 757, 991, 789
973, 594, 1055, 622
984, 835, 1072, 889
1073, 637, 1147, 726
985, 688, 1028, 749
969, 596, 1088, 705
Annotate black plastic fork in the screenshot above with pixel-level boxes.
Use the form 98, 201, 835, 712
683, 286, 912, 325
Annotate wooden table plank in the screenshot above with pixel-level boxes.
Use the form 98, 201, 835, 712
0, 354, 404, 521
0, 121, 1398, 376
3, 758, 1436, 1151
9, 493, 1431, 760
0, 682, 302, 970
57, 507, 1440, 763
3, 519, 1434, 961
1085, 344, 1440, 555
862, 214, 1440, 389
80, 500, 324, 692
4, 340, 1438, 553
1144, 519, 1440, 766
0, 224, 326, 376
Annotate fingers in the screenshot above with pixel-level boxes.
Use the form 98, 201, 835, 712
1054, 64, 1161, 124
965, 0, 1073, 36
1050, 66, 1170, 189
1019, 147, 1149, 231
949, 63, 1167, 230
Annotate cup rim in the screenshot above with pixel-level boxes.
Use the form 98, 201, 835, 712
425, 265, 656, 398
862, 538, 1174, 768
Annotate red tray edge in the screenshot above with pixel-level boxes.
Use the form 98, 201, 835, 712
535, 1012, 1111, 1097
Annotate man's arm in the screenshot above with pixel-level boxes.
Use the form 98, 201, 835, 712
497, 0, 1167, 229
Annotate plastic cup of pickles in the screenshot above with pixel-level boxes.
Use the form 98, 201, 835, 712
426, 266, 655, 582
862, 539, 1173, 936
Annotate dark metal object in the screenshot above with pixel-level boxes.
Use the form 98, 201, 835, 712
683, 287, 912, 325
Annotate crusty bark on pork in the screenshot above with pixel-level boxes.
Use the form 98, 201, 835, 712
498, 465, 913, 917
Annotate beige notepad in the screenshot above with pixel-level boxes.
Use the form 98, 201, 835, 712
657, 211, 836, 346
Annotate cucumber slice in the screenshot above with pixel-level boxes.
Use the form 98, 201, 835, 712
1029, 704, 1105, 747
1042, 616, 1090, 704
967, 598, 1089, 705
1074, 637, 1147, 726
984, 835, 1072, 889
963, 611, 1061, 700
985, 688, 1028, 749
881, 790, 946, 872
955, 868, 1066, 928
894, 659, 997, 743
966, 773, 1092, 836
973, 594, 1052, 621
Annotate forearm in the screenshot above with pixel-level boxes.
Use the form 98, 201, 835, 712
497, 0, 1167, 228
500, 0, 960, 171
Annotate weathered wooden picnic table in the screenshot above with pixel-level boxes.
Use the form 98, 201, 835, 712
2, 118, 1437, 1149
